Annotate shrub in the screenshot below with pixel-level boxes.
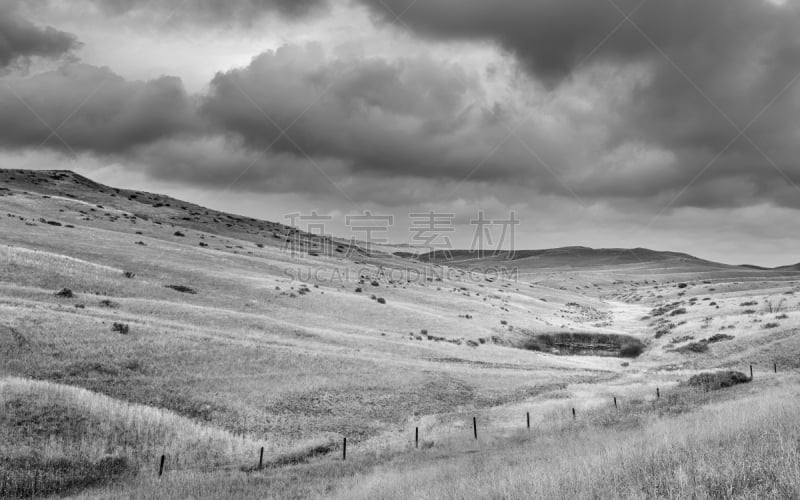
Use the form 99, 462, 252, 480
677, 342, 709, 354
740, 301, 758, 306
619, 340, 645, 358
165, 285, 197, 294
174, 231, 185, 237
705, 334, 734, 343
376, 297, 386, 304
687, 371, 750, 390
54, 288, 74, 298
111, 323, 129, 334
123, 271, 135, 279
355, 287, 363, 293
763, 322, 780, 329
669, 308, 687, 316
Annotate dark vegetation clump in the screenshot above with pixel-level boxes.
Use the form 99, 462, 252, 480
123, 271, 135, 279
676, 342, 709, 354
376, 297, 386, 304
111, 323, 129, 334
164, 285, 197, 294
174, 231, 185, 237
687, 371, 750, 391
520, 333, 645, 358
99, 299, 119, 308
54, 288, 74, 298
619, 341, 645, 358
705, 334, 734, 343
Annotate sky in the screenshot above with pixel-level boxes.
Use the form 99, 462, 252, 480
1, 0, 799, 266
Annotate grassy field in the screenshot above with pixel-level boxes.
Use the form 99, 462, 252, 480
2, 170, 800, 498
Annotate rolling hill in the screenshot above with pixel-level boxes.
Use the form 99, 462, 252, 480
2, 169, 800, 498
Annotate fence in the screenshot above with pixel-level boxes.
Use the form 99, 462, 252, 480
0, 363, 777, 498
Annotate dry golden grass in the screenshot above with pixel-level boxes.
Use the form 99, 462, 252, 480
54, 379, 800, 499
333, 382, 800, 500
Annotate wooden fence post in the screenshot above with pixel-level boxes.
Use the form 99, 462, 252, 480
750, 364, 754, 380
415, 427, 419, 448
473, 417, 478, 439
158, 455, 165, 477
572, 408, 576, 420
342, 438, 347, 461
526, 412, 530, 429
613, 396, 617, 408
774, 363, 777, 374
259, 447, 264, 469
656, 387, 660, 399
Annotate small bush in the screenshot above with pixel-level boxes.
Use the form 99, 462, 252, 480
54, 288, 74, 298
677, 342, 709, 354
355, 287, 362, 293
740, 301, 758, 306
165, 285, 197, 294
763, 322, 780, 329
619, 341, 645, 358
174, 231, 185, 237
376, 297, 386, 304
111, 323, 130, 334
669, 308, 687, 316
687, 371, 750, 390
123, 271, 135, 279
705, 334, 734, 343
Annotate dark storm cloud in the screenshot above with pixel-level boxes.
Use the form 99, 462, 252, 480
360, 0, 800, 208
0, 63, 198, 153
83, 0, 327, 24
3, 0, 800, 212
200, 44, 520, 181
0, 2, 79, 68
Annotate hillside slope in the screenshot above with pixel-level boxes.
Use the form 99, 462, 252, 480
2, 169, 800, 497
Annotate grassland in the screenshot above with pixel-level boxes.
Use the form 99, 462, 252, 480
2, 169, 800, 498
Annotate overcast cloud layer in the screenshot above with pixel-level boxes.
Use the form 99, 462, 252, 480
1, 0, 799, 265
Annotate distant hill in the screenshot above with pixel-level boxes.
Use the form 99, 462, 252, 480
406, 246, 745, 272
2, 169, 794, 273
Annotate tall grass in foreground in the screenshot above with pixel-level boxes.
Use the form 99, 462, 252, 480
337, 385, 800, 499
0, 377, 335, 497
68, 383, 800, 499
